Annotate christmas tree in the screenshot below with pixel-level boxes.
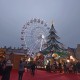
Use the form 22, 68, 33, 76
41, 23, 63, 55
46, 23, 61, 52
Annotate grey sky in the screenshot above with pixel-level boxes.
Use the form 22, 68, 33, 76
0, 0, 80, 48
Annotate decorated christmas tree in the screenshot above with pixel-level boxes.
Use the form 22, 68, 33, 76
46, 23, 61, 52
41, 23, 63, 55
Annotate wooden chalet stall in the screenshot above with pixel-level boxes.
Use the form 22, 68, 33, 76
6, 52, 25, 69
12, 53, 25, 69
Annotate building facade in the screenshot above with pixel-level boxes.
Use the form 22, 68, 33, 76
76, 44, 80, 61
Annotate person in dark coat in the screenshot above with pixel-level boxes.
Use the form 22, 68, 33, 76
63, 62, 67, 73
73, 63, 77, 73
30, 61, 36, 76
46, 61, 51, 72
0, 60, 3, 75
58, 62, 62, 73
1, 59, 13, 80
76, 61, 80, 73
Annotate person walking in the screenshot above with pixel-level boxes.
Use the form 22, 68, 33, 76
31, 61, 36, 76
46, 61, 51, 72
18, 60, 25, 80
63, 62, 67, 73
58, 62, 62, 73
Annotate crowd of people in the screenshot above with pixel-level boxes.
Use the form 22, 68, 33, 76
0, 58, 36, 80
0, 58, 80, 80
18, 59, 36, 80
0, 58, 13, 80
46, 60, 80, 74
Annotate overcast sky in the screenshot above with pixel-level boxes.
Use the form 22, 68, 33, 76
0, 0, 80, 48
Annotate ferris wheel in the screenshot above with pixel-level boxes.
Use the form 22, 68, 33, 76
21, 18, 50, 54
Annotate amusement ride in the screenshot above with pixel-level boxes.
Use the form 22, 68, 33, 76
21, 18, 50, 55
